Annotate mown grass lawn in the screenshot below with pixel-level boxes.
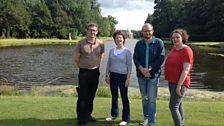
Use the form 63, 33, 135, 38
0, 95, 224, 126
0, 37, 112, 47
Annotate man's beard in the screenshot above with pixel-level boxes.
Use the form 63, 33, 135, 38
145, 36, 151, 39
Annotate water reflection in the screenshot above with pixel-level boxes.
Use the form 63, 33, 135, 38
0, 40, 224, 91
191, 45, 224, 91
0, 46, 77, 85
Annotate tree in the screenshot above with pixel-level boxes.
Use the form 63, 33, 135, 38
26, 0, 53, 38
205, 0, 224, 41
0, 0, 31, 38
152, 0, 174, 37
150, 0, 224, 41
0, 0, 117, 39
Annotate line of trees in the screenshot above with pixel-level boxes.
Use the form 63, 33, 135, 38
0, 0, 117, 39
146, 0, 224, 41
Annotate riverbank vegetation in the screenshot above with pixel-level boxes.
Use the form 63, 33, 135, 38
0, 85, 224, 101
1, 85, 224, 101
0, 37, 112, 47
190, 42, 224, 48
0, 38, 223, 48
0, 86, 224, 126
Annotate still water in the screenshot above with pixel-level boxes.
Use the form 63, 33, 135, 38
0, 39, 224, 91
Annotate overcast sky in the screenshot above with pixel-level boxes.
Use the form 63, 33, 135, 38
97, 0, 155, 30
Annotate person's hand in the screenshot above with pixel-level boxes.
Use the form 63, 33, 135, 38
125, 79, 130, 87
144, 72, 151, 78
105, 76, 110, 84
176, 85, 182, 96
140, 67, 151, 78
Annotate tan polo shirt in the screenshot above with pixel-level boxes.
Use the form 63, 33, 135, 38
75, 38, 104, 69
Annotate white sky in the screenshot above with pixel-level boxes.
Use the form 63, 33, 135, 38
97, 0, 155, 30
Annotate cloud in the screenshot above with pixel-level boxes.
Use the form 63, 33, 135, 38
98, 0, 155, 30
98, 0, 154, 10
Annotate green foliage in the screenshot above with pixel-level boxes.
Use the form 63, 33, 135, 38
132, 30, 142, 38
148, 0, 224, 41
96, 87, 111, 97
0, 86, 21, 95
0, 0, 31, 38
0, 0, 117, 39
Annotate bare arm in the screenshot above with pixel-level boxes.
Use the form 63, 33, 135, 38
176, 62, 191, 96
100, 53, 104, 64
105, 53, 110, 84
125, 71, 131, 87
74, 52, 81, 67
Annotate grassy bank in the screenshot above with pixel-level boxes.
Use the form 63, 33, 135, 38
0, 37, 112, 47
190, 42, 224, 48
0, 38, 223, 48
1, 85, 224, 101
0, 86, 224, 126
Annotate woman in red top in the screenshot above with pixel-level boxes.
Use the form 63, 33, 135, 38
165, 29, 194, 126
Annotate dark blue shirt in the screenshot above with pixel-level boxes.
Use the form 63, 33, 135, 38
133, 36, 165, 78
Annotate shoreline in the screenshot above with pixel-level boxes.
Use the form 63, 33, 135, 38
1, 84, 224, 101
0, 37, 112, 47
0, 38, 223, 48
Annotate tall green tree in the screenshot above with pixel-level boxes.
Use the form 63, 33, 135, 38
205, 0, 224, 41
0, 0, 31, 38
26, 0, 53, 38
99, 15, 117, 36
0, 0, 117, 39
149, 0, 224, 41
45, 0, 72, 38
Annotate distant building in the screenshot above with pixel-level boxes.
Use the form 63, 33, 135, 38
127, 29, 133, 39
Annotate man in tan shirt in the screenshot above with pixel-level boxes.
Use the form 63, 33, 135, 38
74, 23, 104, 126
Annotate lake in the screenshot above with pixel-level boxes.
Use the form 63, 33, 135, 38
0, 39, 224, 91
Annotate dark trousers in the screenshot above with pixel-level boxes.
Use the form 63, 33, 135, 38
110, 72, 130, 122
76, 68, 100, 124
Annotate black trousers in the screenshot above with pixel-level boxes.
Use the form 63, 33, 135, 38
76, 68, 100, 124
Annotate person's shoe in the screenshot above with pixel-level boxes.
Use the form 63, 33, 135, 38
88, 115, 97, 122
78, 121, 87, 126
79, 124, 86, 126
119, 121, 127, 126
139, 119, 148, 126
106, 116, 116, 121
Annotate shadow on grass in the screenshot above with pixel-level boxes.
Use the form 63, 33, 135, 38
0, 118, 140, 126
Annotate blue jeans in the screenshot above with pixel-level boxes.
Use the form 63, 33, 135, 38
169, 83, 188, 126
110, 72, 130, 122
138, 77, 159, 125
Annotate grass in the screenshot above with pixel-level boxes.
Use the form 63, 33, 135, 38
190, 42, 224, 48
1, 85, 224, 101
0, 37, 112, 47
1, 38, 223, 48
164, 40, 224, 48
0, 86, 224, 126
0, 95, 224, 126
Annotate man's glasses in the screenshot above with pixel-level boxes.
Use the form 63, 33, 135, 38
143, 30, 153, 33
88, 29, 97, 32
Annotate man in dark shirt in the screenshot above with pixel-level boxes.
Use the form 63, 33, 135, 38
133, 23, 165, 126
